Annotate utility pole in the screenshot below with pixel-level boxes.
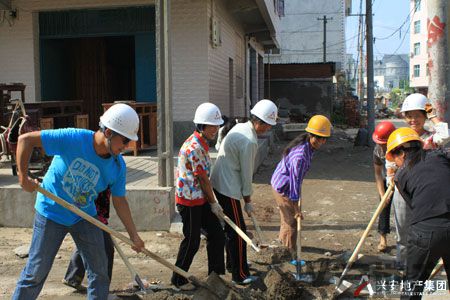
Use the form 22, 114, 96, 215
427, 0, 450, 122
366, 0, 375, 144
156, 0, 173, 187
357, 13, 365, 112
317, 15, 333, 62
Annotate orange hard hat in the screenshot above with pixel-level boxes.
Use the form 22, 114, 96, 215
386, 127, 422, 161
305, 115, 332, 137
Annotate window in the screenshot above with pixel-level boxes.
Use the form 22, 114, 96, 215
415, 0, 421, 12
414, 20, 420, 34
414, 64, 420, 77
414, 42, 420, 55
273, 0, 285, 17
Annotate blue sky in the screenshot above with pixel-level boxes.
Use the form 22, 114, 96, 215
346, 0, 410, 60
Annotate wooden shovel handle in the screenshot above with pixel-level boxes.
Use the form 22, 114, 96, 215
218, 211, 261, 252
296, 200, 302, 261
36, 186, 196, 282
336, 181, 395, 289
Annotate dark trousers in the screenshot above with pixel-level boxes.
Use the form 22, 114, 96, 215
64, 231, 114, 284
378, 181, 392, 235
400, 222, 450, 300
171, 202, 225, 286
214, 190, 250, 282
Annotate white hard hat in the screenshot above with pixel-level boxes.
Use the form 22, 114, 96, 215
193, 103, 224, 126
99, 103, 139, 141
401, 93, 427, 112
250, 99, 278, 126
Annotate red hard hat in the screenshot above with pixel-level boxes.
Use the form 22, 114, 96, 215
372, 121, 396, 144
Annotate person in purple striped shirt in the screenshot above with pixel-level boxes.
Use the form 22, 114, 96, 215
271, 115, 332, 253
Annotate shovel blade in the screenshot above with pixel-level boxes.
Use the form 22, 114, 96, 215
332, 276, 353, 295
292, 272, 314, 283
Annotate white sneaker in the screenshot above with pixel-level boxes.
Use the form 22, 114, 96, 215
232, 275, 258, 285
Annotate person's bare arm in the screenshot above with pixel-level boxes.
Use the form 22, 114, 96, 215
374, 163, 386, 198
17, 132, 43, 192
112, 196, 144, 252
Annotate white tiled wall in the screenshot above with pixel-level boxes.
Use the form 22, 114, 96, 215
170, 0, 209, 122
1, 0, 266, 121
207, 0, 246, 118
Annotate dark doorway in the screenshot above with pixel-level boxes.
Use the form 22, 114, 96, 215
41, 36, 135, 129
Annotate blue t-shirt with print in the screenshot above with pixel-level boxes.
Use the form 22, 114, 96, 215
35, 128, 126, 226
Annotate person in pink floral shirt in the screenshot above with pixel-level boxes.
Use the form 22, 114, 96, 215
171, 103, 225, 291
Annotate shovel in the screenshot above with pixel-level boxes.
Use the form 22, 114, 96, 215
293, 201, 313, 283
217, 211, 261, 252
429, 259, 444, 279
36, 186, 223, 299
334, 181, 395, 295
249, 213, 269, 248
111, 237, 149, 293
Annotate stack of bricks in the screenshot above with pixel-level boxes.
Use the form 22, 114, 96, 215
344, 98, 360, 127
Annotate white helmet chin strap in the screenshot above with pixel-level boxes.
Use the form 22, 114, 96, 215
100, 123, 118, 161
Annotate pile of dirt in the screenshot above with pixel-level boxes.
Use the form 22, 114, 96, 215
251, 246, 292, 265
263, 267, 304, 299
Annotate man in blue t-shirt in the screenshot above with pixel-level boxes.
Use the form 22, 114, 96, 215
12, 104, 145, 300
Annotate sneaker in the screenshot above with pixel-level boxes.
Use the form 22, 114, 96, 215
232, 275, 258, 285
62, 279, 87, 293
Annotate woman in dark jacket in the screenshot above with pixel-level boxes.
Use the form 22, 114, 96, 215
386, 127, 450, 300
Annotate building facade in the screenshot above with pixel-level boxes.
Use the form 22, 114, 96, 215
409, 0, 429, 93
265, 0, 349, 68
0, 0, 280, 145
264, 0, 350, 118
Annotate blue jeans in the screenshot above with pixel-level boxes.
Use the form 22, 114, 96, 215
12, 212, 109, 300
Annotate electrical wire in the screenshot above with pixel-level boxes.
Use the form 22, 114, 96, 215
281, 32, 360, 52
375, 4, 415, 40
390, 20, 410, 56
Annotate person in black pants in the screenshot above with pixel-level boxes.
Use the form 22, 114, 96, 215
62, 188, 114, 292
170, 103, 225, 290
372, 121, 396, 252
386, 128, 450, 300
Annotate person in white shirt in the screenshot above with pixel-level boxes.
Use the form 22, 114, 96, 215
211, 99, 277, 285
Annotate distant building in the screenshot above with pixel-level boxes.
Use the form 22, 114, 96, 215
264, 0, 351, 117
371, 55, 409, 92
345, 53, 356, 89
409, 0, 429, 94
265, 0, 349, 69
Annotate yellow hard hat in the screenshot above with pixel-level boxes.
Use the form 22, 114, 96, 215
305, 115, 332, 137
386, 127, 422, 161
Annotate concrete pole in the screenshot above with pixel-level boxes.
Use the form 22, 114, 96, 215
357, 16, 364, 113
366, 0, 375, 143
317, 16, 333, 63
427, 0, 450, 122
156, 0, 174, 187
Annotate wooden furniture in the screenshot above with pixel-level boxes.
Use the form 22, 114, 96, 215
40, 118, 54, 130
25, 100, 84, 129
75, 114, 89, 129
102, 101, 157, 156
1, 83, 26, 126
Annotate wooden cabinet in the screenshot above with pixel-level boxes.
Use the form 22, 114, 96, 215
102, 102, 157, 156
